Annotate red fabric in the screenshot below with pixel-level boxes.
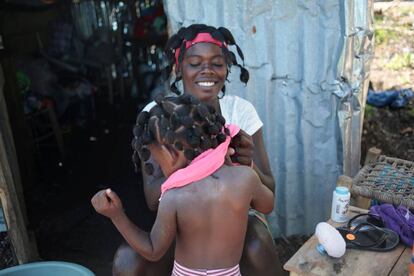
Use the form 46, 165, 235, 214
174, 32, 227, 66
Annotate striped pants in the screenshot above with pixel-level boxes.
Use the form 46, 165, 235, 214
171, 261, 241, 276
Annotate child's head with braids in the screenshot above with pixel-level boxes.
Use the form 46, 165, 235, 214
163, 24, 249, 102
132, 94, 229, 176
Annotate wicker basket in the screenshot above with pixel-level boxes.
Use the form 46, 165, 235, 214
351, 155, 414, 209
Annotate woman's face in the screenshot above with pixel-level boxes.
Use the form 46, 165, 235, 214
179, 43, 227, 104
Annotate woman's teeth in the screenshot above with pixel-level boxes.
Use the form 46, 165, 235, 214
197, 82, 215, 87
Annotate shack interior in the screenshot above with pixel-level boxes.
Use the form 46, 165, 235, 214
0, 0, 167, 274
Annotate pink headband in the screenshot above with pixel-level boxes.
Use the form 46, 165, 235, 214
174, 32, 227, 67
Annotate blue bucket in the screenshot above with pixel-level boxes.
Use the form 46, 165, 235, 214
0, 261, 94, 276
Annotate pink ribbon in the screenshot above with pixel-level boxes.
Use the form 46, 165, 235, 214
160, 124, 240, 199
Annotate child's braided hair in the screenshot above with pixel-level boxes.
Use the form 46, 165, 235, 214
132, 94, 229, 174
163, 24, 249, 96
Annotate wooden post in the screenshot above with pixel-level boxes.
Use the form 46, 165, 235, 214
364, 147, 382, 165
0, 64, 38, 263
352, 147, 382, 209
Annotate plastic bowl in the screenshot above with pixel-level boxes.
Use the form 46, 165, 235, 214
0, 261, 94, 276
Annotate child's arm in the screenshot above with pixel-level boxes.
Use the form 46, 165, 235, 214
91, 189, 176, 261
249, 170, 274, 214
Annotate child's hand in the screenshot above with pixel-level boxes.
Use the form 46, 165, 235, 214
91, 188, 124, 219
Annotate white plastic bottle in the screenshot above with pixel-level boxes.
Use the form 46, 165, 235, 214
330, 187, 350, 223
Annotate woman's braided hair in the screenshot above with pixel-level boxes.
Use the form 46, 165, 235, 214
132, 94, 230, 175
163, 24, 249, 96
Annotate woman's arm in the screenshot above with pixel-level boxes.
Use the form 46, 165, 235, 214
231, 129, 275, 193
249, 168, 274, 214
251, 128, 275, 193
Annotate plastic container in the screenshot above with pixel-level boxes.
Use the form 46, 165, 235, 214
0, 261, 94, 276
330, 187, 350, 223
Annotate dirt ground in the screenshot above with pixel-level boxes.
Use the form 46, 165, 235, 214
362, 3, 414, 162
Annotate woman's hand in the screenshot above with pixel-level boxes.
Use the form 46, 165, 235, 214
228, 129, 254, 166
91, 188, 124, 219
229, 128, 275, 193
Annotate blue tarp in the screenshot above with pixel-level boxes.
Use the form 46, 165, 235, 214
367, 88, 413, 108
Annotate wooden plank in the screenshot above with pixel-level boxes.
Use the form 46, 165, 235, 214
0, 62, 38, 263
388, 247, 410, 276
284, 207, 405, 276
0, 53, 37, 218
284, 234, 405, 276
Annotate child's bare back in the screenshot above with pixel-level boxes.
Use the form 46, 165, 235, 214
158, 164, 273, 269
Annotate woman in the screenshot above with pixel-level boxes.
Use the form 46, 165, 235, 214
114, 24, 282, 276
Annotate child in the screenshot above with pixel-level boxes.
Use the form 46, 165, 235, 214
91, 95, 274, 275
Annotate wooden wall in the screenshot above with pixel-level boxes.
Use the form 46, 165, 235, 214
0, 62, 37, 264
0, 3, 63, 263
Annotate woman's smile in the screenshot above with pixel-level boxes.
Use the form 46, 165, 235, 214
197, 81, 216, 87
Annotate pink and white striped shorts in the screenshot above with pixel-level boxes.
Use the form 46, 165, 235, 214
171, 261, 241, 276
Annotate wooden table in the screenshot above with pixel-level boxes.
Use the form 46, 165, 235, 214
284, 206, 410, 276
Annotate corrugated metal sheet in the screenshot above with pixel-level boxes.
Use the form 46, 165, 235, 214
163, 0, 373, 236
